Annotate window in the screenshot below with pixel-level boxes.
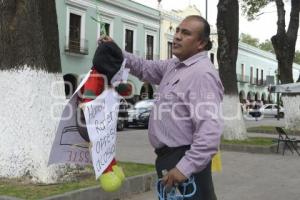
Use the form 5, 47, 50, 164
256, 68, 259, 85
167, 42, 173, 59
125, 29, 134, 53
210, 53, 214, 64
146, 35, 154, 60
65, 7, 88, 55
250, 67, 253, 84
100, 23, 110, 37
265, 105, 272, 109
69, 13, 81, 52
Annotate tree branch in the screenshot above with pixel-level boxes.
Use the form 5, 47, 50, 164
287, 0, 300, 44
275, 0, 286, 36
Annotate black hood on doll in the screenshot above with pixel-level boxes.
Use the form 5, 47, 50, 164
92, 41, 123, 84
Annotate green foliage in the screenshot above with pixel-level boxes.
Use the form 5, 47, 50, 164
240, 33, 260, 47
222, 137, 275, 146
241, 0, 272, 20
259, 39, 274, 53
240, 33, 278, 53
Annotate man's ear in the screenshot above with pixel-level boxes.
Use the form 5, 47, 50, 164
197, 40, 207, 51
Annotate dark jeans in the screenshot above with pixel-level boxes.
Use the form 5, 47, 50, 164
155, 146, 217, 200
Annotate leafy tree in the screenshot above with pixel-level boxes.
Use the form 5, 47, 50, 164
242, 0, 300, 84
240, 33, 260, 47
259, 39, 275, 53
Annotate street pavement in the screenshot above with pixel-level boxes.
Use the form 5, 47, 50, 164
117, 127, 300, 200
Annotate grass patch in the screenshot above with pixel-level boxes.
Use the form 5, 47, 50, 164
247, 126, 276, 134
247, 126, 300, 135
221, 137, 275, 146
0, 162, 155, 200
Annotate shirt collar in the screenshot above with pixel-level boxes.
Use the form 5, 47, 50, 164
175, 51, 208, 67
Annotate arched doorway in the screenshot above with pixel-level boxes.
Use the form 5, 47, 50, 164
140, 82, 153, 100
63, 74, 77, 99
255, 92, 260, 101
247, 91, 253, 101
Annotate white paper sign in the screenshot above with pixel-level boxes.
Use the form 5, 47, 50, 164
48, 71, 92, 166
83, 89, 120, 179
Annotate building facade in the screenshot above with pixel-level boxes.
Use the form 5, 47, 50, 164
56, 0, 300, 104
236, 42, 300, 104
56, 0, 160, 102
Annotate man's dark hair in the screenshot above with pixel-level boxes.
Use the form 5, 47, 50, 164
184, 15, 212, 51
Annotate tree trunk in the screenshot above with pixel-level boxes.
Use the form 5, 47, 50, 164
0, 0, 66, 183
272, 0, 300, 84
0, 0, 61, 71
271, 0, 300, 132
217, 0, 247, 140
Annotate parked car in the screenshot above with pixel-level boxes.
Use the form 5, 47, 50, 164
117, 99, 129, 131
249, 104, 284, 118
126, 99, 155, 128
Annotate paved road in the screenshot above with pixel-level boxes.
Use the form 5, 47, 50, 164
123, 117, 286, 131
117, 129, 300, 200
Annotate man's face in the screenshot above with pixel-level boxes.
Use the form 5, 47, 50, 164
172, 19, 206, 61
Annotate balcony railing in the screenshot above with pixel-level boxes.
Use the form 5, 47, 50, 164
257, 79, 267, 86
236, 74, 249, 83
65, 37, 89, 55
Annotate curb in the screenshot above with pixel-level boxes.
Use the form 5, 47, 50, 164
0, 196, 23, 200
220, 143, 278, 154
41, 172, 157, 200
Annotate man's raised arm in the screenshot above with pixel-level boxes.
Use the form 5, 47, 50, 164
123, 51, 171, 85
99, 36, 171, 85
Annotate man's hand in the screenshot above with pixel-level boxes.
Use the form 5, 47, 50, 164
79, 102, 86, 110
98, 35, 113, 44
162, 168, 187, 189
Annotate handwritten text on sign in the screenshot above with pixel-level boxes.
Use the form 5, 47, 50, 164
83, 89, 120, 179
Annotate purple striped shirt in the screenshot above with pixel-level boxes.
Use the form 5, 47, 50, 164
124, 51, 224, 178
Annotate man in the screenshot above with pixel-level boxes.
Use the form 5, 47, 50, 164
102, 15, 224, 200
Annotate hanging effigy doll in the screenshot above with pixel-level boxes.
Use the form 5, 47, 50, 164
77, 40, 128, 192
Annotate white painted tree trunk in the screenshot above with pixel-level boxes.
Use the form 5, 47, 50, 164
221, 95, 247, 140
0, 67, 68, 183
282, 95, 300, 131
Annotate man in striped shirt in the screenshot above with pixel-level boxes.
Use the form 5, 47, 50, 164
102, 15, 224, 200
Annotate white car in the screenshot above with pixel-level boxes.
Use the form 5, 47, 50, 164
260, 104, 284, 118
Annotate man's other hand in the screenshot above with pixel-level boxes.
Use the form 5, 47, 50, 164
162, 167, 187, 190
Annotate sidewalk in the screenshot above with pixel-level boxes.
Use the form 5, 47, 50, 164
124, 151, 300, 200
117, 130, 300, 200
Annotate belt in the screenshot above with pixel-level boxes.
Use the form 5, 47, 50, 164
155, 145, 190, 157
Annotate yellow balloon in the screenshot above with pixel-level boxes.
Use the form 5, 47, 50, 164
112, 165, 125, 182
99, 171, 122, 192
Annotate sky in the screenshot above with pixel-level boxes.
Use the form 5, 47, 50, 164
133, 0, 300, 50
